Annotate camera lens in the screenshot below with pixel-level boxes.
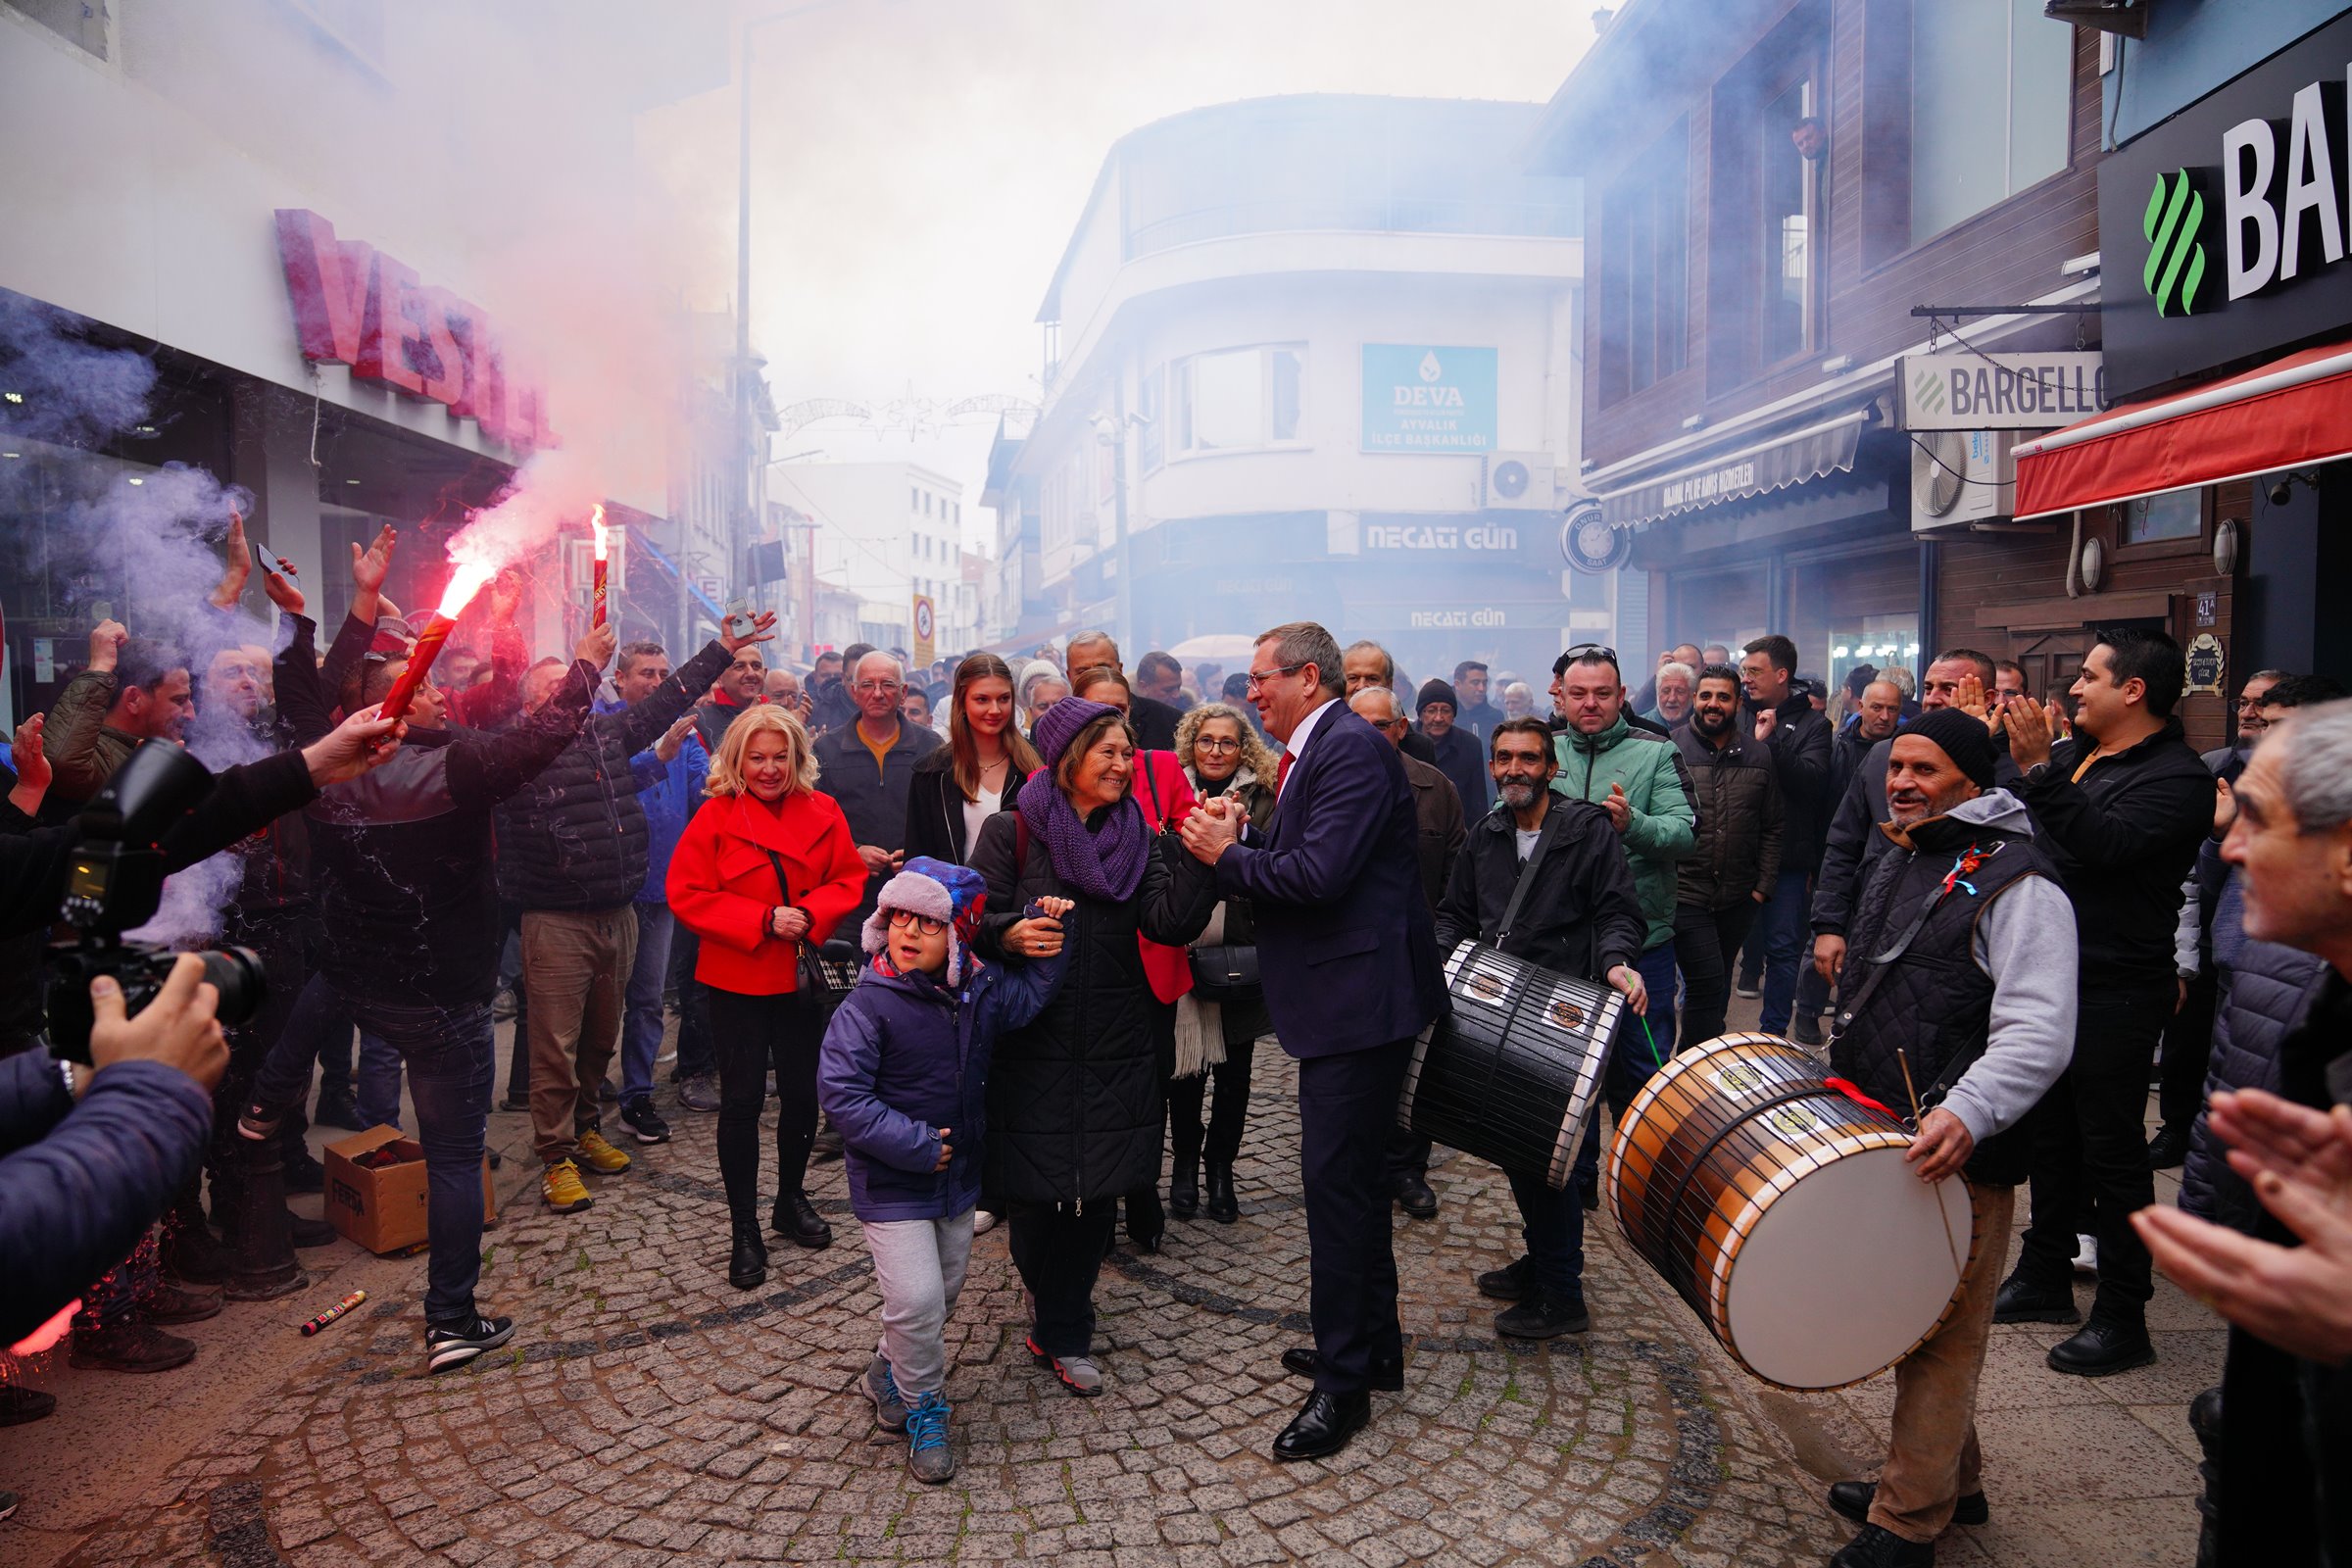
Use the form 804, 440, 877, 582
196, 947, 267, 1029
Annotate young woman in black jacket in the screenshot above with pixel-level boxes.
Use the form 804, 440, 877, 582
966, 699, 1215, 1396
903, 653, 1039, 866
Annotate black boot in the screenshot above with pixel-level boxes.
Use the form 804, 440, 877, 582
1204, 1162, 1239, 1224
1124, 1186, 1164, 1253
770, 1192, 833, 1250
728, 1218, 767, 1291
1169, 1156, 1200, 1221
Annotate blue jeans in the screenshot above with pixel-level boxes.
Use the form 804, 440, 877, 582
251, 971, 394, 1128
357, 1031, 405, 1131
621, 903, 674, 1105
351, 997, 495, 1326
1573, 939, 1681, 1200
1756, 869, 1812, 1035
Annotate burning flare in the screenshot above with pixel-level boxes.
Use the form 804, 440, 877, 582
590, 503, 610, 627
377, 560, 497, 722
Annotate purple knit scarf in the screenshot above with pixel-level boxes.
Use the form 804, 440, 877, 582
1016, 774, 1150, 904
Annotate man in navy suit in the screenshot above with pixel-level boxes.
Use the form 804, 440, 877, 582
1180, 620, 1446, 1460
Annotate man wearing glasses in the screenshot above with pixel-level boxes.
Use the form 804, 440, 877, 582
814, 652, 943, 933
1179, 622, 1446, 1462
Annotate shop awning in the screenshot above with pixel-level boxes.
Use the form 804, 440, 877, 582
1596, 408, 1872, 529
2014, 339, 2352, 519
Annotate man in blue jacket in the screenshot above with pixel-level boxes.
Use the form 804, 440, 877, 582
1180, 621, 1446, 1462
607, 642, 710, 1147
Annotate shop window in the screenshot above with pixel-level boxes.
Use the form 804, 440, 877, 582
1706, 3, 1826, 394
1172, 346, 1303, 457
1597, 122, 1690, 404
2122, 487, 2202, 546
1910, 0, 2071, 244
1828, 619, 1923, 702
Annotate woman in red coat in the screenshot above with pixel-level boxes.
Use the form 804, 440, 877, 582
668, 705, 867, 1291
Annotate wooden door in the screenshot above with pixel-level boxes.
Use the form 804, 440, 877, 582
2010, 628, 2094, 708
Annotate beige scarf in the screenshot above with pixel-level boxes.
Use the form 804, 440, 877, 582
1173, 903, 1230, 1078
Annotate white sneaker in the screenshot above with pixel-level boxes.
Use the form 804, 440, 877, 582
972, 1209, 999, 1236
2072, 1233, 2099, 1274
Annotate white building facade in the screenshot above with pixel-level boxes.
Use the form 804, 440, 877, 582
774, 460, 976, 655
1008, 95, 1599, 683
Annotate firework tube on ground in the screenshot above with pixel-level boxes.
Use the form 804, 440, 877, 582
590, 503, 610, 628
300, 1290, 367, 1336
376, 562, 496, 723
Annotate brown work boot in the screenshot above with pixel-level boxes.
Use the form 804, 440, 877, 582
68, 1322, 197, 1373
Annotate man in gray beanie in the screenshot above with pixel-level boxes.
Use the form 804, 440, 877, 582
1817, 710, 2079, 1567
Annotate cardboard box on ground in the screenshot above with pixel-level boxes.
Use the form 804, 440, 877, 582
324, 1126, 498, 1254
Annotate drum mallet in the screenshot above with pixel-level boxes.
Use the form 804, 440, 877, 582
1896, 1049, 1967, 1274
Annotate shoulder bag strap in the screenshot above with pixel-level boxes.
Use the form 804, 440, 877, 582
1139, 750, 1166, 828
762, 848, 794, 914
1829, 866, 1962, 1040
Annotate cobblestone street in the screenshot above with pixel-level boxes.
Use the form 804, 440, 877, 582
1, 1007, 2216, 1567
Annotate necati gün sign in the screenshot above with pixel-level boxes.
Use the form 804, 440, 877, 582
274, 210, 557, 455
1898, 350, 2109, 431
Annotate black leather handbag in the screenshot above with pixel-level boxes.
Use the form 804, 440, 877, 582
1188, 943, 1260, 1002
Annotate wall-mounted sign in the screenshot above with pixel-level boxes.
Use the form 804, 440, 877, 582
2100, 12, 2352, 401
1560, 502, 1631, 573
1898, 351, 2110, 430
1363, 522, 1520, 552
911, 594, 936, 667
1360, 345, 1498, 454
274, 210, 557, 455
2185, 631, 2226, 695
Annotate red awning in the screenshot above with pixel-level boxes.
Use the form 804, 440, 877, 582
2013, 339, 2352, 519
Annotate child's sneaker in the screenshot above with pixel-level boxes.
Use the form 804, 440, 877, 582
864, 1354, 907, 1433
905, 1390, 954, 1484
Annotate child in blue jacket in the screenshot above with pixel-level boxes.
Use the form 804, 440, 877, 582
816, 856, 1068, 1484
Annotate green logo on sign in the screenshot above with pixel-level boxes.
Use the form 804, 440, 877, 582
2143, 170, 2207, 318
1910, 368, 1946, 416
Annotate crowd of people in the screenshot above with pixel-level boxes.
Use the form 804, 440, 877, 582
0, 519, 2342, 1567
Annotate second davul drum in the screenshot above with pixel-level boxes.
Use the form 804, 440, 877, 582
1605, 1032, 1974, 1391
1398, 940, 1624, 1191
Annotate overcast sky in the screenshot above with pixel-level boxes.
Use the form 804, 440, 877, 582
639, 0, 1600, 539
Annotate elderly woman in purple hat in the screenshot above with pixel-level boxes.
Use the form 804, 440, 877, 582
967, 696, 1217, 1396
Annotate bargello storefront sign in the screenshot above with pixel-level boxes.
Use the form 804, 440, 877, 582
2102, 13, 2352, 401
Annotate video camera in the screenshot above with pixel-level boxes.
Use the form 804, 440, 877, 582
45, 742, 265, 1063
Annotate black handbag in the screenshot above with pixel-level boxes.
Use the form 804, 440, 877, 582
1188, 942, 1260, 1002
765, 849, 861, 994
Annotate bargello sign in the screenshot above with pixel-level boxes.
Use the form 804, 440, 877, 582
2101, 14, 2352, 401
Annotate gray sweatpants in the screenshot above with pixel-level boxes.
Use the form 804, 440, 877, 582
860, 1208, 975, 1397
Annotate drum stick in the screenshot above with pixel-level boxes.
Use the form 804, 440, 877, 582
1639, 1015, 1667, 1070
1896, 1050, 1967, 1279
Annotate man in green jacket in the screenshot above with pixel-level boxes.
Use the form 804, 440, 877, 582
1548, 644, 1697, 1199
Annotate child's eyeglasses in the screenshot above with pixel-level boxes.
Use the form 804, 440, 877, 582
886, 910, 948, 936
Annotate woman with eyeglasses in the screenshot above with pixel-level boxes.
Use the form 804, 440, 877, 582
668, 705, 869, 1291
967, 698, 1216, 1395
1168, 704, 1281, 1223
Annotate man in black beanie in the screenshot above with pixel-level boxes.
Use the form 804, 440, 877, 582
1818, 705, 2078, 1567
1415, 679, 1492, 813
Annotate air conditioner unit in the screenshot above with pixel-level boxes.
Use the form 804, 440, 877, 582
1909, 429, 2017, 531
1484, 451, 1557, 511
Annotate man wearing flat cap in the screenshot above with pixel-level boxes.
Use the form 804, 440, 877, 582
1815, 708, 2080, 1568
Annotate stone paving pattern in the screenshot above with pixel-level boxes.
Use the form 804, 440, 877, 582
3, 1002, 2217, 1567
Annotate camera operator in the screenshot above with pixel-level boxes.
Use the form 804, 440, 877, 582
0, 956, 229, 1343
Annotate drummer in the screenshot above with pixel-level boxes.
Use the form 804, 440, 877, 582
1434, 716, 1649, 1339
1813, 710, 2077, 1568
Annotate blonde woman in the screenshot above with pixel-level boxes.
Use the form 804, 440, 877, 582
668, 706, 869, 1291
1168, 703, 1281, 1223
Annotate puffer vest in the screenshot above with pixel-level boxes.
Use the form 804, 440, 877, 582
1830, 814, 2057, 1186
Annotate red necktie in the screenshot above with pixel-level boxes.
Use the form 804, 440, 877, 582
1277, 751, 1294, 794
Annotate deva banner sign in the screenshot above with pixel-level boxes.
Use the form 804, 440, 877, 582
1898, 350, 2109, 431
1361, 345, 1497, 453
2100, 13, 2352, 401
